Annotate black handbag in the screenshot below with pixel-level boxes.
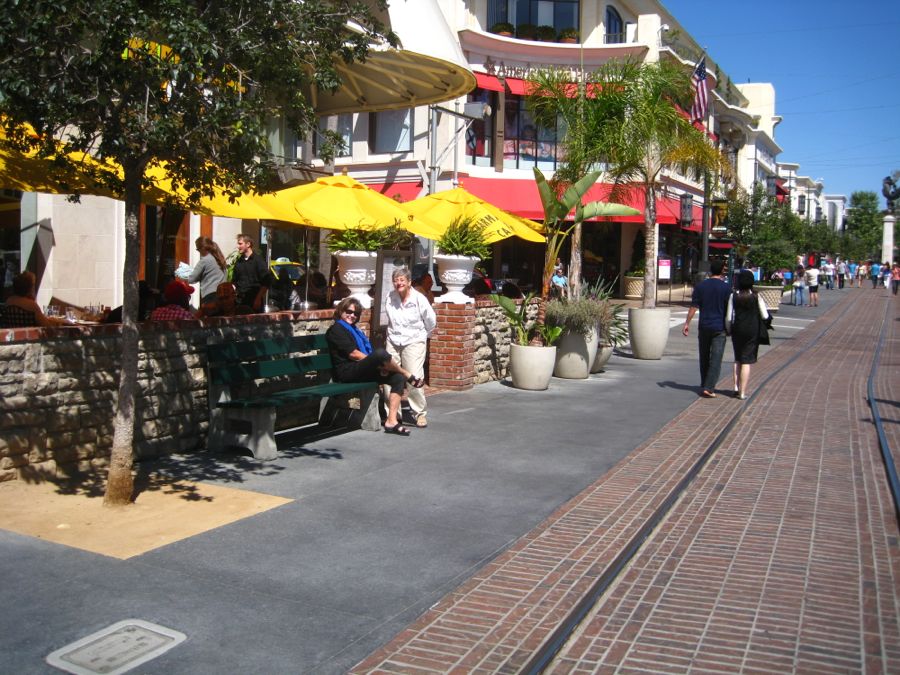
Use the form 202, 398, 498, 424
758, 307, 772, 345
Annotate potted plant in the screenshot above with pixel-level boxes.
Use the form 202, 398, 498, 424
586, 278, 627, 372
489, 21, 514, 37
623, 262, 645, 299
754, 276, 786, 313
516, 23, 537, 40
327, 225, 387, 308
558, 27, 579, 43
545, 297, 603, 379
434, 215, 491, 304
535, 25, 557, 42
491, 293, 562, 390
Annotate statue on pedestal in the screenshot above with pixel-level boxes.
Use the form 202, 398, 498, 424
883, 176, 900, 213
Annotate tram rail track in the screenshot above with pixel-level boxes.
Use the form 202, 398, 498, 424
523, 294, 899, 674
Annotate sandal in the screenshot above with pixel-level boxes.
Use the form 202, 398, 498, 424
384, 423, 411, 436
700, 390, 717, 398
407, 375, 425, 388
415, 415, 428, 428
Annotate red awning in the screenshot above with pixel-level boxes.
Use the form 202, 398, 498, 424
363, 180, 424, 203
474, 72, 528, 96
461, 176, 699, 227
709, 241, 733, 249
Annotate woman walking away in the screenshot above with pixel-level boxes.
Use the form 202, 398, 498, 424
726, 270, 771, 400
891, 262, 900, 296
189, 237, 227, 304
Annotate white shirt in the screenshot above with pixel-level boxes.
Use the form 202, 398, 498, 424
805, 268, 820, 286
386, 287, 436, 346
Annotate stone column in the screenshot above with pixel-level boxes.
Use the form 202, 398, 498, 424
883, 214, 896, 264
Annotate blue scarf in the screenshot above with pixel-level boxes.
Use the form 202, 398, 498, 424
336, 319, 372, 355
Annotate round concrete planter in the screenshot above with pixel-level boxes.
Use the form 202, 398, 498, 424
434, 254, 479, 304
623, 275, 643, 299
335, 251, 377, 308
509, 343, 556, 390
628, 307, 671, 360
590, 344, 615, 373
756, 285, 784, 313
553, 327, 598, 379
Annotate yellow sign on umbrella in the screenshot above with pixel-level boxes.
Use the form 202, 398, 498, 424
401, 187, 545, 244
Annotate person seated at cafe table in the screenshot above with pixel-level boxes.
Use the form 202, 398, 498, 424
149, 279, 197, 321
0, 271, 68, 328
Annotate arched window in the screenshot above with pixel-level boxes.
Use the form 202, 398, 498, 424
605, 5, 624, 44
488, 1, 579, 36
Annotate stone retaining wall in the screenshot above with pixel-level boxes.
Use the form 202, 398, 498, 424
1, 299, 528, 480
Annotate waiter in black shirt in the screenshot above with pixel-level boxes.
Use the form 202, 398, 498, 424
232, 233, 272, 312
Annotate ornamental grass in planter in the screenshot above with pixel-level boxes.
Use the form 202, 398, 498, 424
491, 293, 562, 390
546, 297, 604, 379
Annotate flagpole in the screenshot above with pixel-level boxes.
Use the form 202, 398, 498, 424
693, 52, 711, 280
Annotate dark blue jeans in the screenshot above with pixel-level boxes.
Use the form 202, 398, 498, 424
698, 328, 727, 392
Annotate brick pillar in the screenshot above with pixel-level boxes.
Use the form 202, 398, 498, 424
429, 303, 476, 390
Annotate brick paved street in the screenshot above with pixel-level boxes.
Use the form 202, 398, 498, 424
354, 289, 900, 673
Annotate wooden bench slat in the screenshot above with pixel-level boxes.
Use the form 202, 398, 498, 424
210, 353, 333, 385
218, 381, 378, 409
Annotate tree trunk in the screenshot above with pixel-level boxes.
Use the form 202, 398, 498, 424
104, 168, 142, 506
643, 185, 657, 309
569, 222, 582, 299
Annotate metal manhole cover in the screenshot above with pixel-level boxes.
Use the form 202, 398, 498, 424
45, 619, 186, 675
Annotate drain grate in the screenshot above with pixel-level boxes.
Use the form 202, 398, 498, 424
45, 619, 186, 675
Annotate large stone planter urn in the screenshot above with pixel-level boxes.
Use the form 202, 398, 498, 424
591, 344, 615, 373
509, 344, 556, 390
756, 285, 784, 313
335, 250, 378, 308
553, 327, 598, 379
623, 275, 643, 299
434, 254, 479, 304
628, 307, 671, 360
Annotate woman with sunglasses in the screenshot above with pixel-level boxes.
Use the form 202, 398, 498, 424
325, 297, 423, 435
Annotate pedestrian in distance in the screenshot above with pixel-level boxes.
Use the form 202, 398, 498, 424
891, 262, 900, 296
325, 297, 424, 436
805, 263, 820, 307
793, 264, 806, 306
870, 260, 881, 289
881, 262, 891, 289
385, 267, 436, 429
682, 260, 731, 398
725, 270, 771, 400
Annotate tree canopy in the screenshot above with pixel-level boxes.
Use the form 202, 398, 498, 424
0, 0, 394, 504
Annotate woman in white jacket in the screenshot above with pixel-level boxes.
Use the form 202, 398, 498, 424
726, 270, 771, 400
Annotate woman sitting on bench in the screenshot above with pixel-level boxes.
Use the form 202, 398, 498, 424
325, 297, 423, 436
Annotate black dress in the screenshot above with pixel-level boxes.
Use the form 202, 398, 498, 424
730, 291, 765, 364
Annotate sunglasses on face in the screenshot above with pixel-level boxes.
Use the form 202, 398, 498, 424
344, 309, 360, 317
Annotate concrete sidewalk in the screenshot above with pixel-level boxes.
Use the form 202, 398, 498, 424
0, 285, 893, 674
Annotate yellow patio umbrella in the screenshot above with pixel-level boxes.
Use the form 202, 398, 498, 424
400, 187, 545, 244
275, 174, 444, 238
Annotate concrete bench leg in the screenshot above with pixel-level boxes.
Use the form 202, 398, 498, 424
319, 390, 382, 432
219, 407, 278, 461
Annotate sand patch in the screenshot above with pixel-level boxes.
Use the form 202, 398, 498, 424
0, 477, 292, 559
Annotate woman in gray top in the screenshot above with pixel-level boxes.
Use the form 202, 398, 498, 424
189, 237, 228, 304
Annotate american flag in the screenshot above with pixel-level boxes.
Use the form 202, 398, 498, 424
690, 57, 708, 123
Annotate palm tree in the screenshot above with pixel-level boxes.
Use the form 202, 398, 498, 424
529, 59, 728, 308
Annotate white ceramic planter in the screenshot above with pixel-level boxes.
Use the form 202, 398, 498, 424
628, 307, 671, 360
509, 343, 556, 390
335, 250, 377, 309
553, 327, 598, 379
591, 344, 615, 373
434, 254, 479, 304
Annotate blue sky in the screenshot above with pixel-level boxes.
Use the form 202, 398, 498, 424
663, 0, 900, 206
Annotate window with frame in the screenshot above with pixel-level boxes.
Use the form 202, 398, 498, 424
488, 0, 579, 35
605, 5, 624, 43
315, 113, 353, 158
369, 108, 413, 154
501, 95, 564, 171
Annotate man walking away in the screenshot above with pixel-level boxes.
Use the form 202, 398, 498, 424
682, 260, 731, 398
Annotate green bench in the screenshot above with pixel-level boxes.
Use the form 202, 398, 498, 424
206, 333, 381, 460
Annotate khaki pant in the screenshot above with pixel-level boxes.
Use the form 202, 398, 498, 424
386, 339, 428, 419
